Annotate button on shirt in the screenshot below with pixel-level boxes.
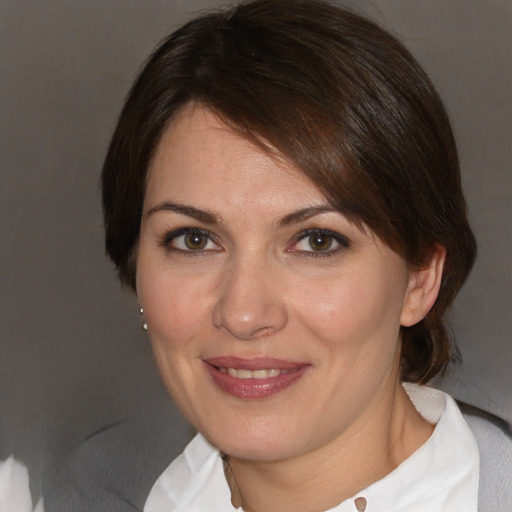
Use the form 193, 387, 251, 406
144, 385, 479, 512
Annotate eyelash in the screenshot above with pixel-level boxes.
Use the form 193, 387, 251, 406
159, 228, 219, 256
289, 229, 350, 258
159, 227, 350, 258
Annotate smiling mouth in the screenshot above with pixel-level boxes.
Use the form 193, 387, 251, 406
204, 358, 309, 399
217, 367, 294, 379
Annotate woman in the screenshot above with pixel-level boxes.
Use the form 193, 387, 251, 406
101, 0, 484, 510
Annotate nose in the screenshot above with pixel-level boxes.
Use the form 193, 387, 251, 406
212, 258, 288, 340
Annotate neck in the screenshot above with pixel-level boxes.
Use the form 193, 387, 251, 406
225, 381, 433, 512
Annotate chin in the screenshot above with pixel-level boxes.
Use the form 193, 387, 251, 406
201, 420, 306, 462
217, 440, 293, 462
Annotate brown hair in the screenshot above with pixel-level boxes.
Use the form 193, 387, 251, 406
102, 0, 476, 383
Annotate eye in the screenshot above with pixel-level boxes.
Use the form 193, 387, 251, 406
291, 229, 349, 255
162, 228, 220, 253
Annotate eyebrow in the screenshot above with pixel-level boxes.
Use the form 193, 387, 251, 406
147, 202, 222, 225
276, 205, 339, 228
147, 201, 339, 228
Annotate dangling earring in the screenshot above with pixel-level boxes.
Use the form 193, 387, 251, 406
140, 307, 148, 331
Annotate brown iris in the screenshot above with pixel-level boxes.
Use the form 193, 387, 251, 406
308, 233, 333, 251
184, 233, 208, 250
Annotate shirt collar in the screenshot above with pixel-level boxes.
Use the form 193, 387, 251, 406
145, 385, 479, 512
334, 385, 479, 511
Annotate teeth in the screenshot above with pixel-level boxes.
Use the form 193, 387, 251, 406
252, 369, 269, 379
223, 367, 284, 379
237, 369, 253, 379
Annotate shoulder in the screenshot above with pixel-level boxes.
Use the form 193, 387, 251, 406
146, 433, 219, 501
458, 402, 512, 512
144, 434, 235, 512
43, 407, 194, 512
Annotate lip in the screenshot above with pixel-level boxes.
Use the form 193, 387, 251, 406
203, 356, 310, 400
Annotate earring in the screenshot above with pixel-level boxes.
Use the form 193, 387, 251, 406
140, 307, 148, 331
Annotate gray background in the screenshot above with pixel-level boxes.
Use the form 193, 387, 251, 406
1, 0, 511, 503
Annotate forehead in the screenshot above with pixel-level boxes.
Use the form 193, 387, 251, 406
145, 104, 326, 213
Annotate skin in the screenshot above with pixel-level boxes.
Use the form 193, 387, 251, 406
136, 104, 445, 512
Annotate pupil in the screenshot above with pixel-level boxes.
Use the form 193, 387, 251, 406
310, 233, 332, 251
185, 233, 207, 250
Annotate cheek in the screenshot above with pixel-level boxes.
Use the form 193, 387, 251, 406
137, 261, 214, 346
137, 265, 214, 407
293, 269, 406, 354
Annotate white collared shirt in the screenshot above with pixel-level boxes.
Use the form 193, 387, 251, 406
144, 385, 480, 511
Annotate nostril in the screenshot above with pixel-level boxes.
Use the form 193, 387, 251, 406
251, 326, 272, 338
211, 267, 288, 340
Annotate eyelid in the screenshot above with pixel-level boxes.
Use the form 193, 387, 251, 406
288, 228, 350, 255
160, 227, 221, 253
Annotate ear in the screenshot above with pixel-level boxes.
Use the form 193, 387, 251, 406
400, 244, 446, 327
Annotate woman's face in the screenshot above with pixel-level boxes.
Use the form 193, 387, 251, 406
137, 104, 416, 461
